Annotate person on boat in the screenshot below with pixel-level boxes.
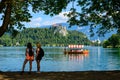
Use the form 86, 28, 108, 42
36, 42, 44, 73
21, 42, 34, 74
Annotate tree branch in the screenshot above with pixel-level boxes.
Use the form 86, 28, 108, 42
0, 0, 8, 12
0, 2, 11, 37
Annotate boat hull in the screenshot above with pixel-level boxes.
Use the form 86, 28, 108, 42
64, 50, 89, 54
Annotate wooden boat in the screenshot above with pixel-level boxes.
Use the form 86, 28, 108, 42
64, 49, 89, 54
64, 45, 89, 54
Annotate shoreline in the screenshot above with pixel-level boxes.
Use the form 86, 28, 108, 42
0, 70, 120, 80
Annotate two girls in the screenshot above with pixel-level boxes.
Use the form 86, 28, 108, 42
21, 42, 44, 74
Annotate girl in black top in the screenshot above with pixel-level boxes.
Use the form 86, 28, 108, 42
36, 43, 44, 73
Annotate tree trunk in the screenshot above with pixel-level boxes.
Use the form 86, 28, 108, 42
0, 2, 11, 37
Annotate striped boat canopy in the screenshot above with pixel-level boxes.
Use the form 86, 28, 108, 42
68, 45, 84, 48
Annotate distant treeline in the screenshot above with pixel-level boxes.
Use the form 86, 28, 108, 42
103, 34, 120, 48
0, 28, 92, 47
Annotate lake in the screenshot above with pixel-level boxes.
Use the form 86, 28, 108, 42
0, 46, 120, 72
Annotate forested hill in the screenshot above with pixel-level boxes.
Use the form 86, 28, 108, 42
0, 28, 91, 46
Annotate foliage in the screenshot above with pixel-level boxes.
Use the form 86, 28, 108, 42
0, 28, 91, 47
0, 0, 70, 37
0, 0, 120, 38
66, 0, 120, 37
103, 34, 120, 48
103, 40, 110, 48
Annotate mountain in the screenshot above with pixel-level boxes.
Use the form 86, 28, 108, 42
39, 23, 117, 41
50, 24, 68, 36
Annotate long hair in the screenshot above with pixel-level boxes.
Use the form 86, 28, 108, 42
27, 42, 33, 56
27, 42, 32, 49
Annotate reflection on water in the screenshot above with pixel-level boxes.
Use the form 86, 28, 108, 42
0, 46, 120, 72
65, 53, 89, 61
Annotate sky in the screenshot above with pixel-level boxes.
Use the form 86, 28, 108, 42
26, 11, 69, 28
24, 1, 82, 28
0, 1, 80, 28
25, 2, 77, 28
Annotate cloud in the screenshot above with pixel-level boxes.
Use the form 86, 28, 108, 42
29, 17, 42, 27
54, 12, 68, 21
26, 11, 69, 27
40, 12, 69, 26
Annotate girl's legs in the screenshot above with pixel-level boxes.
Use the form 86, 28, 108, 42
21, 59, 28, 73
29, 60, 32, 73
36, 60, 40, 72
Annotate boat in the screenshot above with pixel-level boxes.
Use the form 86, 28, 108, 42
64, 45, 89, 54
64, 49, 89, 54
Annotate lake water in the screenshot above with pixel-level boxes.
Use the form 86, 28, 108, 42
0, 46, 120, 72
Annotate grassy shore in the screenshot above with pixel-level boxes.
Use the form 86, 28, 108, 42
0, 71, 120, 80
